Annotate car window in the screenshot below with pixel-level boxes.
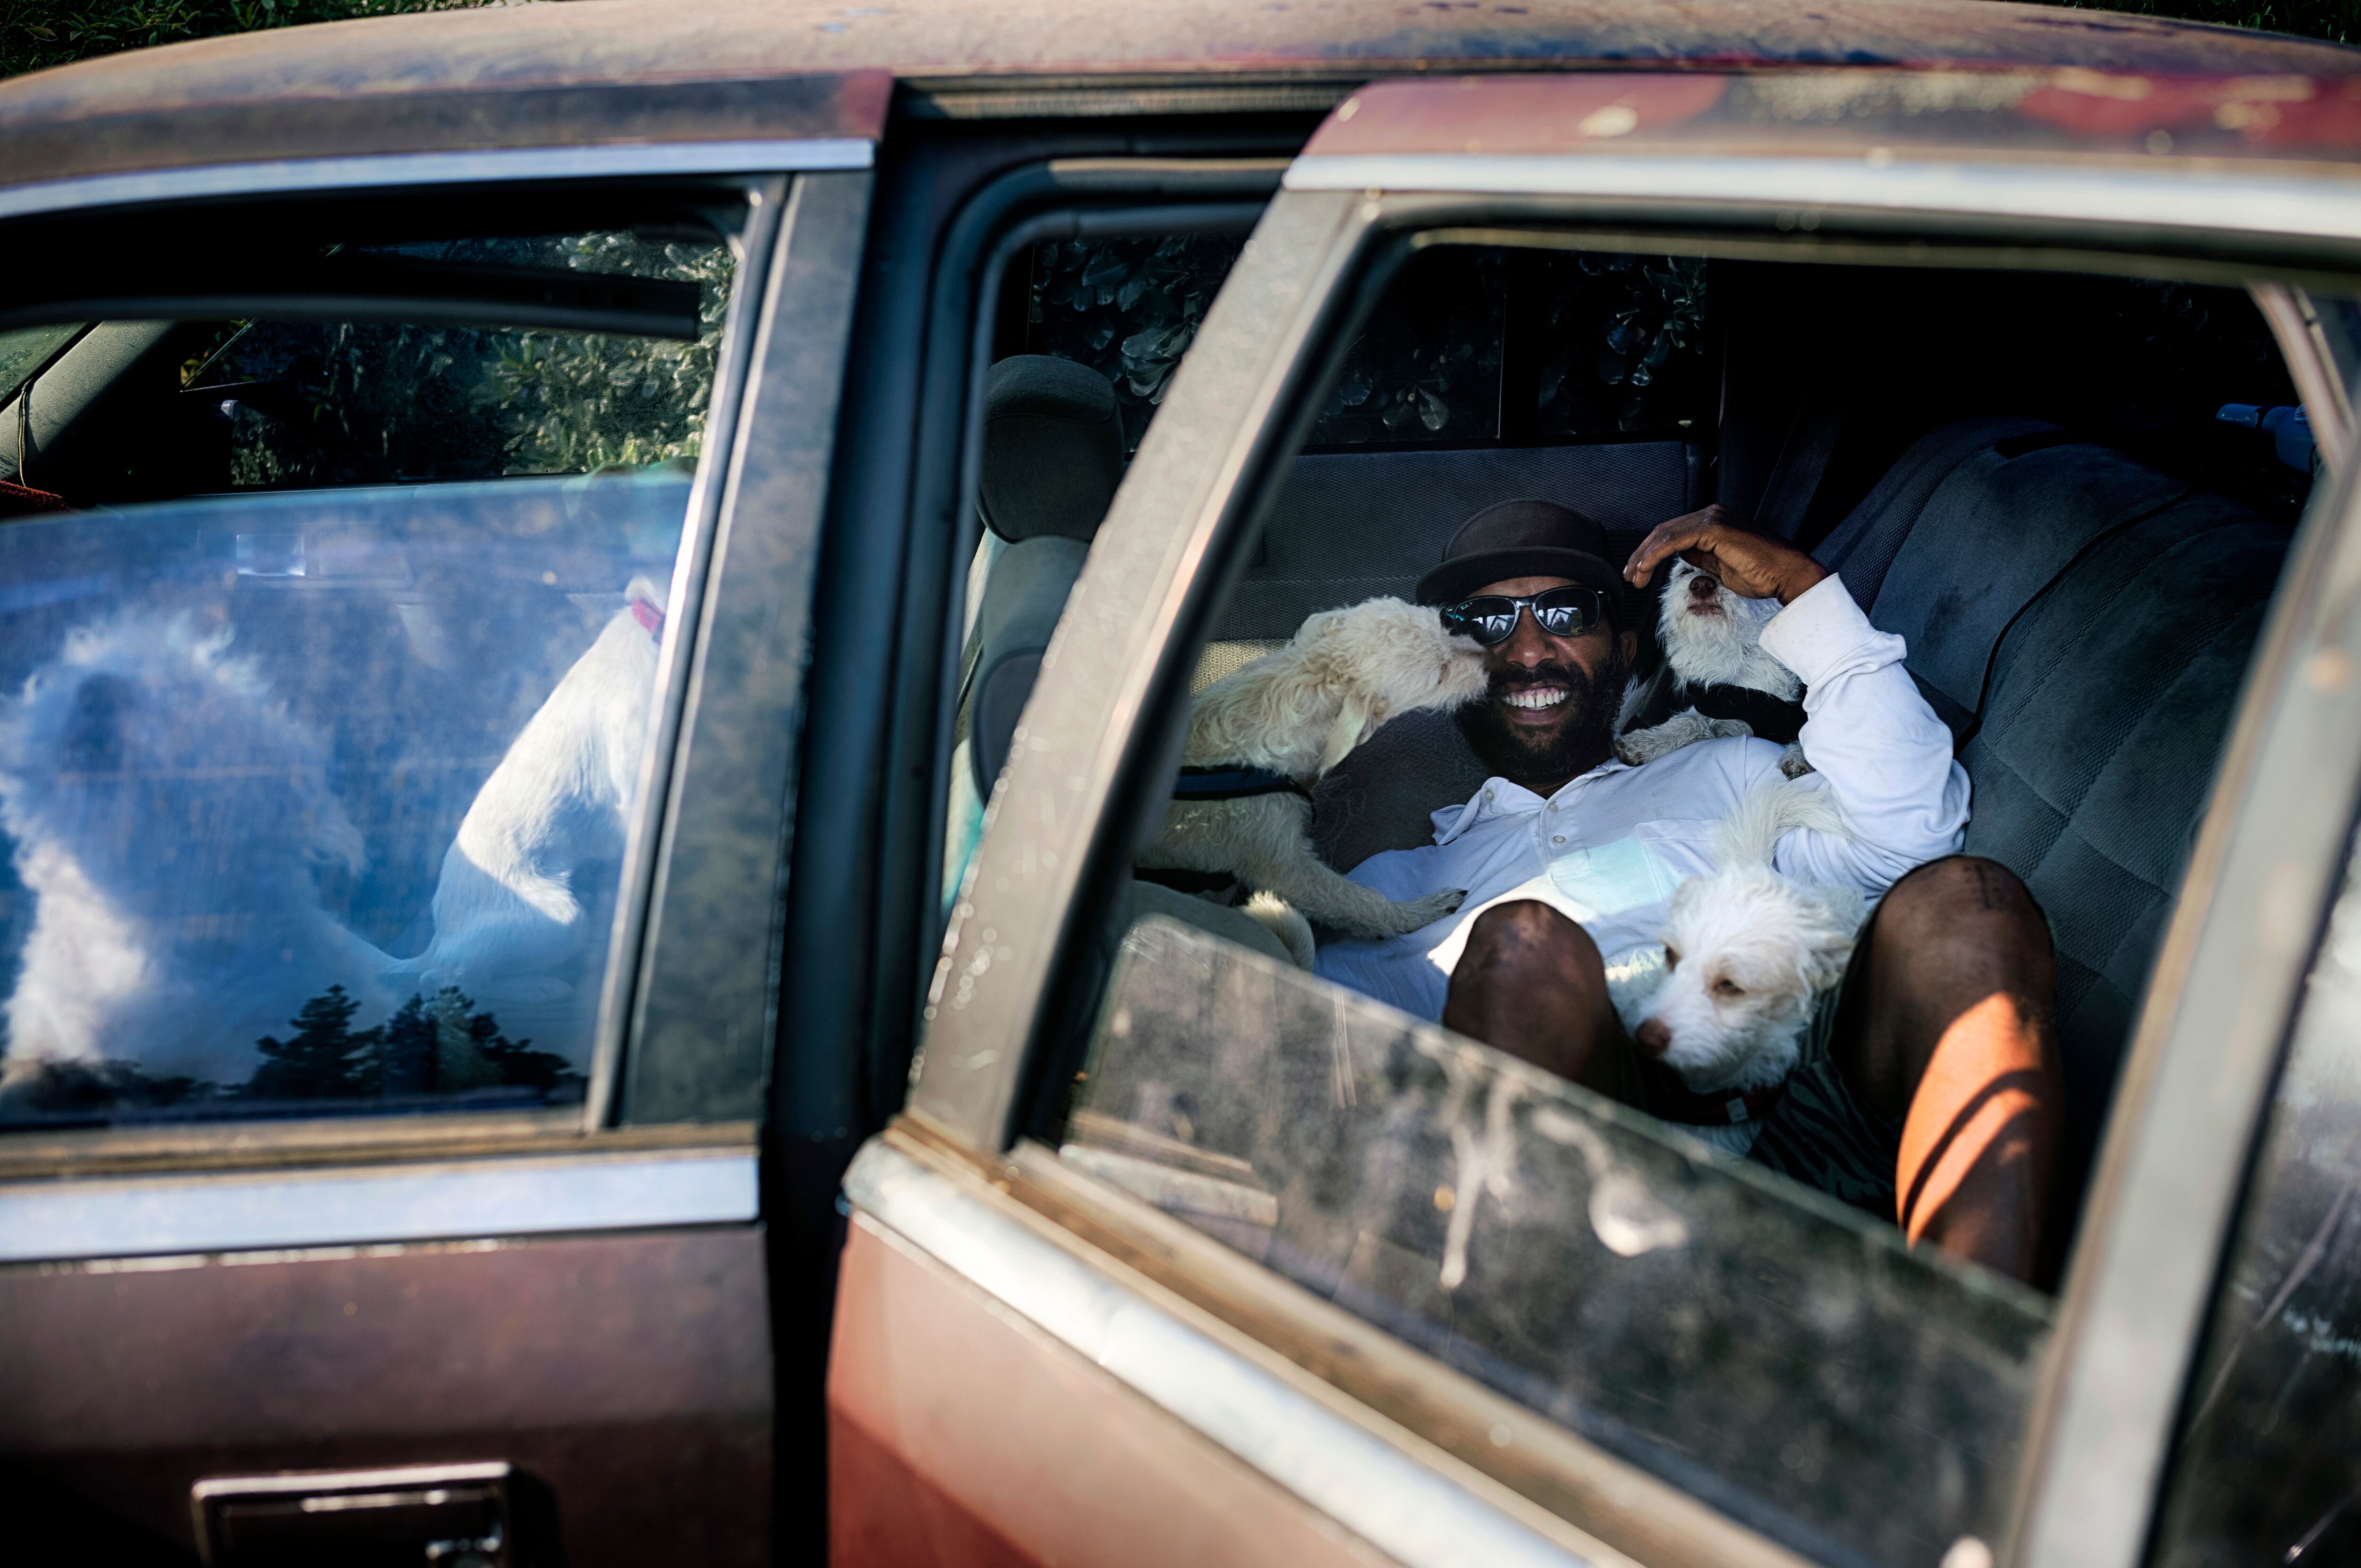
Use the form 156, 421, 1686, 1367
1311, 246, 1712, 448
2151, 824, 2361, 1566
0, 322, 83, 407
1013, 231, 2309, 1566
0, 214, 740, 1133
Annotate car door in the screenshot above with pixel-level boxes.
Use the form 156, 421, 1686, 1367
0, 114, 876, 1565
835, 70, 2361, 1568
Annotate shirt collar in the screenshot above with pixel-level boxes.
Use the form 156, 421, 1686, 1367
1431, 755, 1634, 846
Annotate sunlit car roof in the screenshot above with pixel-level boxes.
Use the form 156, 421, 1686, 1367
4, 0, 2361, 197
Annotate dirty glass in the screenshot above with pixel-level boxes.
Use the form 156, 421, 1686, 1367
0, 323, 83, 407
1067, 917, 2053, 1568
0, 229, 736, 1131
2150, 831, 2361, 1567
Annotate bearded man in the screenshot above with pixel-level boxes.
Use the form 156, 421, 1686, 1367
1313, 499, 2063, 1283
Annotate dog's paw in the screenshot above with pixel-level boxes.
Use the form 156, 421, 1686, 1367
1706, 718, 1756, 741
1384, 887, 1467, 934
1778, 743, 1815, 779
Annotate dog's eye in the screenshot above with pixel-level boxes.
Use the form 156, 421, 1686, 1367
1662, 946, 1680, 969
1711, 976, 1747, 998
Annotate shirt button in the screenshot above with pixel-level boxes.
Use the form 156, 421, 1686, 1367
1553, 835, 1566, 845
1484, 789, 1495, 802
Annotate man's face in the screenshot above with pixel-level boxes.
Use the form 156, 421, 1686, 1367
1455, 573, 1637, 788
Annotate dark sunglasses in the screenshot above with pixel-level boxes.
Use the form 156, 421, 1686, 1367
1441, 586, 1609, 646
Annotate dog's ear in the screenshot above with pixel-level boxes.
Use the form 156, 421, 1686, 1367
1316, 691, 1373, 776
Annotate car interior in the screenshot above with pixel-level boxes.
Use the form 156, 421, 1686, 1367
956, 234, 2312, 1251
937, 228, 2322, 1560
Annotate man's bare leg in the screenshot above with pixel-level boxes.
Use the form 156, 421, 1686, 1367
1441, 900, 1644, 1104
1838, 856, 2062, 1283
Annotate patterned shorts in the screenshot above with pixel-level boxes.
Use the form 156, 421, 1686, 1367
1741, 934, 1902, 1222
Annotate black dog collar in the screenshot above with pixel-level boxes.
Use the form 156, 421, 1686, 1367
1172, 764, 1310, 802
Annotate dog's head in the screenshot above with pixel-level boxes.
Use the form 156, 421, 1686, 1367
1657, 560, 1797, 697
0, 611, 363, 914
1633, 863, 1856, 1093
1193, 597, 1487, 777
1293, 597, 1490, 773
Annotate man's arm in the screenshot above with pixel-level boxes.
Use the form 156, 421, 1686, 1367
1626, 511, 1967, 894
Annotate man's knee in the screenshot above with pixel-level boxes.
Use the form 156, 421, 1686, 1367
1463, 899, 1595, 966
1872, 856, 2055, 992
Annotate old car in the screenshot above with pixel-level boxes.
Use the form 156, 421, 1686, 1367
4, 2, 2361, 1565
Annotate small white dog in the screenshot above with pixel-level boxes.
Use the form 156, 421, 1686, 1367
393, 575, 668, 1053
1610, 781, 1862, 1154
1618, 559, 1811, 779
1138, 597, 1489, 966
0, 612, 395, 1087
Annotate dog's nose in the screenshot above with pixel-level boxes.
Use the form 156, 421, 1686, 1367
1634, 1017, 1671, 1057
1687, 573, 1719, 602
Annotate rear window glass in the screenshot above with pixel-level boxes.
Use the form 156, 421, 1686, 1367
0, 220, 736, 1132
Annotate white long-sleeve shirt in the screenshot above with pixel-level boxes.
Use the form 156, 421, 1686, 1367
1314, 574, 1968, 1022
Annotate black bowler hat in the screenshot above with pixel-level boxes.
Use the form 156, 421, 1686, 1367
1415, 499, 1625, 622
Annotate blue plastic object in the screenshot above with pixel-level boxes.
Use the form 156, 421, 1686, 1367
2217, 402, 2317, 474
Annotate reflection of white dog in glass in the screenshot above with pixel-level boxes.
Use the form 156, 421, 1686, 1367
1617, 559, 1811, 779
1137, 597, 1490, 968
1609, 781, 1862, 1154
0, 612, 392, 1085
394, 576, 668, 1043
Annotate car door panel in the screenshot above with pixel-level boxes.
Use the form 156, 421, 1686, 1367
0, 131, 875, 1563
2, 1223, 770, 1564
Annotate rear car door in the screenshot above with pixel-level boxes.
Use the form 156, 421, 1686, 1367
0, 90, 880, 1566
836, 71, 2361, 1568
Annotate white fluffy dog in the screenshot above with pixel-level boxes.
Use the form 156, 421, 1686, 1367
393, 576, 667, 1051
1618, 559, 1810, 778
0, 612, 394, 1086
1611, 782, 1863, 1154
1138, 597, 1489, 967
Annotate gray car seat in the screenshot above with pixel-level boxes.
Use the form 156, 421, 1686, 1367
963, 355, 1126, 798
1816, 420, 2295, 1236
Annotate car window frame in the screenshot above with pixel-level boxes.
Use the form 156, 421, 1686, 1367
903, 165, 2361, 1568
0, 145, 870, 1221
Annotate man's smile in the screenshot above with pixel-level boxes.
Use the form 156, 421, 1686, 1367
1500, 686, 1569, 713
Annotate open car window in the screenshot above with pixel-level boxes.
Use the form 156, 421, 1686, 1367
0, 199, 743, 1133
975, 228, 2320, 1566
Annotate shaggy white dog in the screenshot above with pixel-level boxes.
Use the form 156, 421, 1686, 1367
392, 576, 668, 1051
1610, 781, 1862, 1154
0, 612, 395, 1086
1138, 597, 1489, 967
1617, 559, 1811, 779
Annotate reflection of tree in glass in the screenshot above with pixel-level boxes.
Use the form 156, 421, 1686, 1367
193, 231, 732, 486
1534, 253, 1711, 440
1315, 247, 1508, 446
0, 986, 582, 1122
1025, 234, 1245, 448
247, 983, 381, 1099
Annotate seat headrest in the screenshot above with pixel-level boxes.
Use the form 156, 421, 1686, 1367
980, 355, 1126, 543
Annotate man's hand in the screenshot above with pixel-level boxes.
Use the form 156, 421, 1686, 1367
1623, 504, 1830, 605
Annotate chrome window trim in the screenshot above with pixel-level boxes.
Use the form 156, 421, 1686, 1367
0, 1147, 756, 1263
0, 138, 874, 224
1284, 153, 2361, 248
844, 1136, 1613, 1568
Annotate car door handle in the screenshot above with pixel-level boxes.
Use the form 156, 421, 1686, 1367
193, 1461, 558, 1567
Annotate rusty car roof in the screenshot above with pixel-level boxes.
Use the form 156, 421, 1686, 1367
5, 0, 2361, 198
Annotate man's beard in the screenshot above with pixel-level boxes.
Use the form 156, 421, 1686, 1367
1455, 646, 1631, 794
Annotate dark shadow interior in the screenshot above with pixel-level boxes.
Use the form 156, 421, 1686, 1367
968, 239, 2311, 1259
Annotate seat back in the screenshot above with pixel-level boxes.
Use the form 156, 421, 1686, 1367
965, 356, 1126, 796
1821, 424, 2294, 1225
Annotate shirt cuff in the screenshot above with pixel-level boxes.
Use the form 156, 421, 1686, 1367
1758, 572, 1888, 688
